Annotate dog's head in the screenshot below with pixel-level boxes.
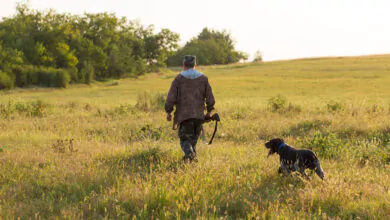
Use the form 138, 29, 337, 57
314, 160, 325, 180
265, 138, 284, 157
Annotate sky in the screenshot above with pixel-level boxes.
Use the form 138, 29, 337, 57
1, 0, 389, 61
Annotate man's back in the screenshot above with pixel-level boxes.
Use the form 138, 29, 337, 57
165, 69, 215, 127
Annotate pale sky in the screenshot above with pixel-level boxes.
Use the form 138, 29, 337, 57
1, 0, 389, 61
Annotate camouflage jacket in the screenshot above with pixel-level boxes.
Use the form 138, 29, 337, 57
165, 69, 215, 129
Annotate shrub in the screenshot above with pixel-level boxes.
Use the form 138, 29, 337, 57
301, 132, 343, 159
54, 69, 70, 88
351, 139, 390, 167
96, 103, 136, 118
16, 100, 49, 117
0, 99, 50, 118
82, 61, 94, 85
284, 103, 302, 114
136, 124, 164, 141
0, 70, 14, 90
252, 50, 263, 63
267, 94, 287, 112
0, 100, 14, 117
35, 67, 54, 86
115, 104, 134, 115
267, 95, 301, 114
13, 66, 28, 87
14, 65, 38, 87
366, 104, 384, 115
66, 67, 79, 83
13, 66, 70, 88
327, 101, 343, 112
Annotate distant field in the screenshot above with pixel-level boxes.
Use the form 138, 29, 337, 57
0, 55, 389, 219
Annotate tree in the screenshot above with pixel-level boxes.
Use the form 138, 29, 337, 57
253, 50, 263, 63
166, 27, 247, 66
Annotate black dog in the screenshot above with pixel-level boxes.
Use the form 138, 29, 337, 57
265, 138, 325, 180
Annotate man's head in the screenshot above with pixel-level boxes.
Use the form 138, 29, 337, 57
183, 55, 196, 69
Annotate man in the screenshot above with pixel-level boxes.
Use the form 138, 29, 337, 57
165, 55, 215, 162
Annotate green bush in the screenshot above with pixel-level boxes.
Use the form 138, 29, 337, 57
366, 104, 384, 115
54, 69, 70, 88
36, 67, 55, 87
136, 124, 164, 141
327, 101, 343, 112
13, 65, 38, 87
66, 67, 79, 83
284, 103, 302, 114
13, 66, 28, 87
115, 104, 134, 115
267, 94, 287, 112
0, 99, 50, 118
82, 61, 94, 85
13, 66, 70, 88
267, 95, 301, 114
0, 70, 14, 90
22, 66, 38, 85
0, 100, 14, 117
301, 132, 343, 159
25, 100, 48, 117
351, 139, 390, 167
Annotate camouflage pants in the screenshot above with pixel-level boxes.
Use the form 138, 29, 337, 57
178, 118, 203, 159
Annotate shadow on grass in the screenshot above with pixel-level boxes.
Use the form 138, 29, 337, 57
98, 147, 183, 175
282, 119, 331, 137
250, 172, 345, 218
3, 147, 350, 219
4, 147, 185, 219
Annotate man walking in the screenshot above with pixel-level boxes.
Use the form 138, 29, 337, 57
165, 55, 215, 162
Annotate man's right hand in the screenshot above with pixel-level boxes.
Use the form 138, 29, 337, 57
166, 113, 172, 121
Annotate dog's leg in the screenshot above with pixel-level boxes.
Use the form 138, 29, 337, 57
295, 158, 310, 180
298, 167, 310, 180
279, 162, 290, 176
293, 159, 300, 171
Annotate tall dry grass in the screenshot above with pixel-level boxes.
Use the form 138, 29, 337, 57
0, 55, 389, 219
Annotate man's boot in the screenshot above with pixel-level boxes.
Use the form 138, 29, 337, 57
181, 141, 192, 163
190, 144, 198, 162
183, 155, 192, 163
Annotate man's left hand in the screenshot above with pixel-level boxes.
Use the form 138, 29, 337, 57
167, 113, 172, 121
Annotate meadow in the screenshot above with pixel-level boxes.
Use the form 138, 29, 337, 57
0, 55, 389, 219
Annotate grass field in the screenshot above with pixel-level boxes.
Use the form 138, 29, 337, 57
0, 55, 389, 219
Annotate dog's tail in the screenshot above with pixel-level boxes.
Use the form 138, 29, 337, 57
314, 159, 325, 180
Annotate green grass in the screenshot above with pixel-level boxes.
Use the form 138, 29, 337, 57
0, 55, 389, 219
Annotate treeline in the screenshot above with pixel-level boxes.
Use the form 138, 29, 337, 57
0, 4, 247, 90
0, 3, 179, 89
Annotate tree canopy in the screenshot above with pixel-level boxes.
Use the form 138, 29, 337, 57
166, 28, 248, 66
0, 3, 179, 88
